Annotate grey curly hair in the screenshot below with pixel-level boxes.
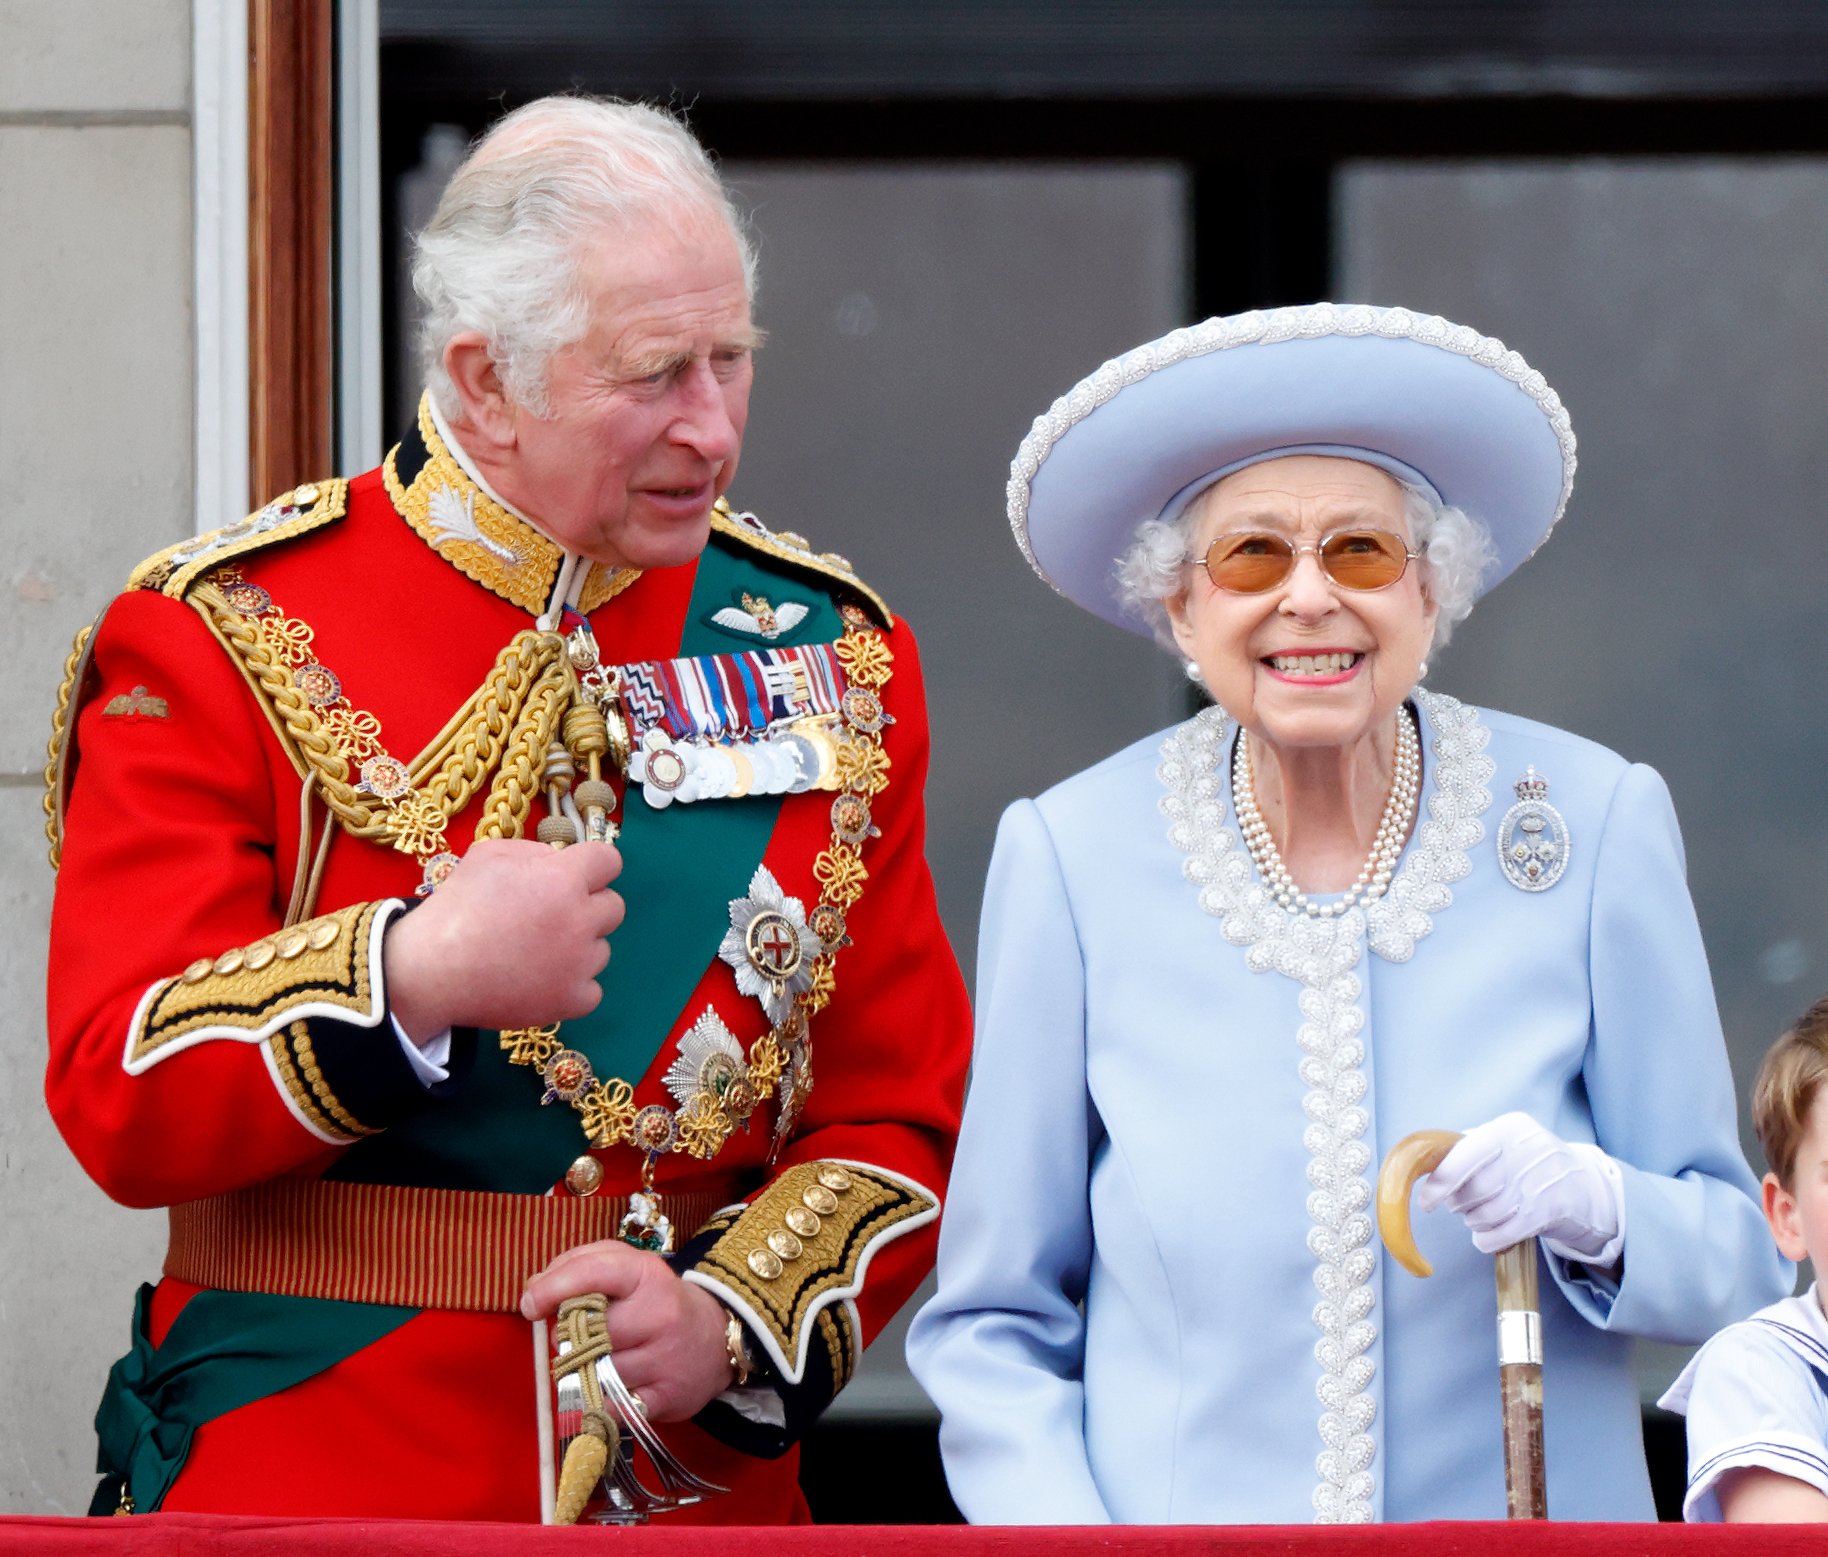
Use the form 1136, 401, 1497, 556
1113, 476, 1494, 653
414, 96, 757, 419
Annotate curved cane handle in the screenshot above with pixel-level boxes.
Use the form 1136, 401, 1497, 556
1375, 1129, 1463, 1278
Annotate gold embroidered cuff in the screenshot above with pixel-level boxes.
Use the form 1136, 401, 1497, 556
681, 1160, 938, 1385
125, 900, 399, 1072
266, 1020, 381, 1143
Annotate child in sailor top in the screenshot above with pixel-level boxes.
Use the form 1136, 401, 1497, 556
1661, 997, 1828, 1522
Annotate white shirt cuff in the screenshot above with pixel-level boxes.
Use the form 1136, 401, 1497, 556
393, 1016, 452, 1085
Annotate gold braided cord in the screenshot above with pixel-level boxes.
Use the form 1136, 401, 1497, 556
419, 631, 568, 816
550, 1294, 619, 1525
477, 658, 574, 843
195, 575, 569, 851
43, 621, 94, 868
195, 579, 366, 825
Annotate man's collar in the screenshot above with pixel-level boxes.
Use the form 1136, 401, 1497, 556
383, 393, 639, 618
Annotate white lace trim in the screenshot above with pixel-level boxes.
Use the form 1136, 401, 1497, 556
1156, 688, 1494, 1523
1007, 302, 1578, 596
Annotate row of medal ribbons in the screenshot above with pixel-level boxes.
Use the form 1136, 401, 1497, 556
618, 641, 851, 810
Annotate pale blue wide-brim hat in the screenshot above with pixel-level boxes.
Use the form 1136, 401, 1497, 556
1008, 302, 1577, 636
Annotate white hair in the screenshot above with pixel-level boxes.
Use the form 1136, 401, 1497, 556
413, 96, 758, 417
1113, 475, 1495, 653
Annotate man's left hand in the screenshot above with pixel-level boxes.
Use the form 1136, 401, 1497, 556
521, 1242, 735, 1421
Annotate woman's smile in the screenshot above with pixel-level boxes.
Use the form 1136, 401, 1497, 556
1262, 649, 1365, 684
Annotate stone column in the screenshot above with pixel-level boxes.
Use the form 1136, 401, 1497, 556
0, 0, 195, 1514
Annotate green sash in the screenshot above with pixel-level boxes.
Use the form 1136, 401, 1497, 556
92, 1284, 413, 1514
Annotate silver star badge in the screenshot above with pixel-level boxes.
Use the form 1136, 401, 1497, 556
664, 1008, 756, 1124
718, 865, 821, 1027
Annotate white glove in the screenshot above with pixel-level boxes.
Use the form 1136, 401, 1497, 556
1413, 1111, 1625, 1267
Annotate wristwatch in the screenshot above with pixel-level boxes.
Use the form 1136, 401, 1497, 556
722, 1309, 757, 1387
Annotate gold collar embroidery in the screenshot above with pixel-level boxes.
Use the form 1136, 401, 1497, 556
384, 394, 639, 616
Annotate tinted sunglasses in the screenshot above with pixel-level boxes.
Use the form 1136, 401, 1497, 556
1190, 528, 1420, 595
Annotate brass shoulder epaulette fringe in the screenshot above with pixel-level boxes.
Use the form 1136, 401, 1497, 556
709, 500, 893, 628
128, 480, 348, 599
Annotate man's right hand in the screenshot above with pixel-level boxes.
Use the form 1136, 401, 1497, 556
384, 838, 624, 1042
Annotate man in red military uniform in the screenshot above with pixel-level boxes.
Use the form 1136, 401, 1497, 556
43, 95, 969, 1524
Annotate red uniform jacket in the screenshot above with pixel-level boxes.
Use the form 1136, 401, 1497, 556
44, 406, 970, 1522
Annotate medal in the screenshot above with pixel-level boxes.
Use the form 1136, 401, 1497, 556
831, 793, 880, 847
841, 684, 893, 735
618, 1190, 674, 1254
629, 729, 694, 808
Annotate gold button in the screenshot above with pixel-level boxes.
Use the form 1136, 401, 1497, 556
181, 958, 213, 984
747, 1248, 784, 1281
785, 1206, 820, 1238
275, 927, 310, 959
802, 1184, 838, 1217
243, 941, 277, 971
212, 948, 245, 976
564, 1156, 604, 1197
816, 1165, 853, 1194
767, 1229, 803, 1261
292, 483, 319, 505
306, 918, 340, 950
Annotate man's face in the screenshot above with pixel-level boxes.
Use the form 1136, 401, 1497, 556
502, 203, 756, 570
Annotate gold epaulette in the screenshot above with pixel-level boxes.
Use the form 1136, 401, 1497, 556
43, 482, 349, 869
710, 499, 893, 629
128, 480, 348, 599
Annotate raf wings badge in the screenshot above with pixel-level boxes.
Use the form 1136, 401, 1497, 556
710, 591, 811, 640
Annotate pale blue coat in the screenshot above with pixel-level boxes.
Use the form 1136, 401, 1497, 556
907, 691, 1789, 1524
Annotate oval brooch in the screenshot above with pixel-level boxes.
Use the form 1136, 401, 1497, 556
1497, 766, 1569, 892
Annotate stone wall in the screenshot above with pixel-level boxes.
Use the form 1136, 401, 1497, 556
0, 0, 193, 1514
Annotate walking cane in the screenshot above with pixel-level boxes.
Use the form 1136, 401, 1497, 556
1377, 1130, 1548, 1520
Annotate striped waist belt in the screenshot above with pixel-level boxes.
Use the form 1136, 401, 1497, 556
164, 1178, 743, 1313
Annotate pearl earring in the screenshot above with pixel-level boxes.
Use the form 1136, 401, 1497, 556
1416, 658, 1430, 681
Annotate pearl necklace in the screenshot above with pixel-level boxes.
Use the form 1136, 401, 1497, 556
1232, 706, 1422, 918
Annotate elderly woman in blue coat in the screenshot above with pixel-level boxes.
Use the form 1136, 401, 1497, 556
906, 304, 1789, 1524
